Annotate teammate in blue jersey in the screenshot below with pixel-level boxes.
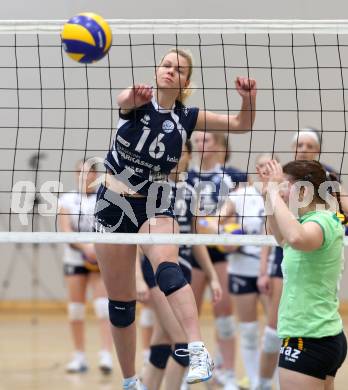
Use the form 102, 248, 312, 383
188, 131, 247, 389
94, 48, 257, 389
138, 141, 222, 390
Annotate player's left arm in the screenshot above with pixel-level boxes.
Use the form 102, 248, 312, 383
195, 76, 257, 134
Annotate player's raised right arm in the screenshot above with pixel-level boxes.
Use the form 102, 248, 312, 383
117, 84, 153, 114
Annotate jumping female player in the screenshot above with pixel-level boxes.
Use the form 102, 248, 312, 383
94, 48, 257, 389
257, 159, 347, 390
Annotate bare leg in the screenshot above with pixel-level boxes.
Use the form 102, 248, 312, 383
142, 319, 170, 390
140, 218, 202, 343
89, 272, 113, 352
95, 243, 137, 379
324, 376, 335, 390
259, 277, 283, 381
140, 303, 154, 361
279, 368, 324, 390
165, 359, 187, 390
143, 286, 186, 390
65, 274, 88, 352
213, 262, 236, 372
190, 268, 207, 315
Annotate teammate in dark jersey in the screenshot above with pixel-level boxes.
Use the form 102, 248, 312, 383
139, 141, 222, 390
188, 132, 247, 389
94, 48, 257, 389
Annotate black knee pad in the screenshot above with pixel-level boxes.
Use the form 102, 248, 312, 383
155, 262, 188, 296
108, 299, 136, 328
149, 344, 172, 369
172, 343, 189, 367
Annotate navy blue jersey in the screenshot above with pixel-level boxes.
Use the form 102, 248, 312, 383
224, 166, 248, 186
105, 98, 199, 196
187, 164, 246, 215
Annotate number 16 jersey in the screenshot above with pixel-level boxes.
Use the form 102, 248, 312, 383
106, 97, 199, 196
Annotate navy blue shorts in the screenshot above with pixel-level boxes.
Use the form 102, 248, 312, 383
141, 257, 192, 288
94, 184, 175, 234
64, 264, 90, 276
229, 274, 260, 295
270, 247, 283, 278
191, 247, 226, 269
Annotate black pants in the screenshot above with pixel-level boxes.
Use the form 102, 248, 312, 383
279, 331, 347, 379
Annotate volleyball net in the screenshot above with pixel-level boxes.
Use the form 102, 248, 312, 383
0, 19, 347, 245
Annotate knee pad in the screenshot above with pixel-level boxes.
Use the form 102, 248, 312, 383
262, 326, 282, 354
139, 307, 154, 328
172, 343, 189, 367
155, 262, 188, 296
67, 302, 85, 321
108, 299, 136, 328
215, 315, 236, 340
93, 297, 108, 319
149, 344, 172, 369
239, 321, 259, 350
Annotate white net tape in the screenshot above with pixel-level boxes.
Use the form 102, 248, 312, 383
1, 19, 348, 34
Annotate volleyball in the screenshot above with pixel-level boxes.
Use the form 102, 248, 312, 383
216, 222, 244, 253
61, 13, 112, 64
83, 253, 100, 272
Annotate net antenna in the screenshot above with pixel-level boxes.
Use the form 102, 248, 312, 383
0, 19, 347, 246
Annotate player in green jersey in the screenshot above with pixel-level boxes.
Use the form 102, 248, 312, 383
257, 159, 347, 390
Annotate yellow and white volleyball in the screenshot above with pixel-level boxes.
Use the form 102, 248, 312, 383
216, 222, 244, 253
61, 13, 112, 64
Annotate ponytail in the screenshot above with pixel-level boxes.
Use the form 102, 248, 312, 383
326, 171, 348, 225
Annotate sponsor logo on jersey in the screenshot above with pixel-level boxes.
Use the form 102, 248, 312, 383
183, 107, 189, 116
141, 114, 151, 125
117, 135, 130, 147
167, 156, 179, 163
162, 120, 175, 133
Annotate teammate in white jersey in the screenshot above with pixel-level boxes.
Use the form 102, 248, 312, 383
225, 154, 273, 390
58, 160, 113, 374
203, 154, 274, 389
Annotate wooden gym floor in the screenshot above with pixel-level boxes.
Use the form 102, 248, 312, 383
1, 311, 348, 390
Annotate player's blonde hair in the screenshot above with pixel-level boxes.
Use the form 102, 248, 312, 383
159, 48, 193, 103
